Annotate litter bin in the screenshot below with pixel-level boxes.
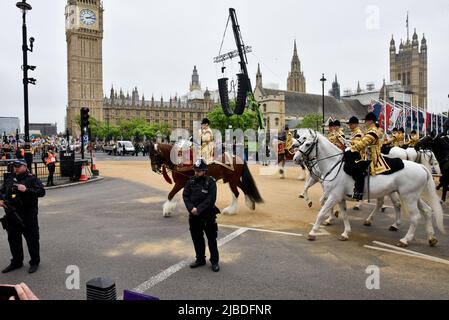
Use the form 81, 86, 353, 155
60, 151, 75, 178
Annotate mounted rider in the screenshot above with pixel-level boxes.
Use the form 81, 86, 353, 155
349, 112, 391, 200
200, 118, 214, 164
279, 125, 293, 154
329, 120, 346, 151
404, 130, 419, 148
348, 116, 363, 147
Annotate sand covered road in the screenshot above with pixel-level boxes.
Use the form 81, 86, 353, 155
98, 161, 323, 231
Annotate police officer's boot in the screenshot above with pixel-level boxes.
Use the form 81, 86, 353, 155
2, 263, 23, 274
189, 259, 206, 269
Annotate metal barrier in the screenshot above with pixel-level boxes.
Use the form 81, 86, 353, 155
0, 160, 63, 183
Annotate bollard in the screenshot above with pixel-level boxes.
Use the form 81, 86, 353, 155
86, 277, 117, 300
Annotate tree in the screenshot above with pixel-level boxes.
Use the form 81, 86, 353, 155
297, 114, 323, 131
208, 100, 259, 135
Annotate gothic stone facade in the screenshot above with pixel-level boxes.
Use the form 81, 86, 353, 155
65, 0, 104, 136
390, 29, 428, 109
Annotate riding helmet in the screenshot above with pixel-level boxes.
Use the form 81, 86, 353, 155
364, 112, 377, 122
201, 118, 210, 125
348, 116, 359, 125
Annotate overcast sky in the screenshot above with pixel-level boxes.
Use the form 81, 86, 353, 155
1, 0, 448, 132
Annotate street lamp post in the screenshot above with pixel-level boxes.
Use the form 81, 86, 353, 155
16, 0, 36, 172
320, 74, 327, 134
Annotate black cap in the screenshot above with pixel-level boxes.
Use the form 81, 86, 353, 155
392, 127, 398, 132
328, 121, 334, 127
365, 112, 377, 122
399, 128, 405, 133
285, 125, 289, 131
333, 120, 341, 127
201, 118, 210, 125
13, 159, 27, 167
411, 130, 417, 134
348, 116, 359, 125
193, 159, 208, 171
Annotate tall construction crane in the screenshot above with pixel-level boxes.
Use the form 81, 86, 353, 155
214, 8, 265, 129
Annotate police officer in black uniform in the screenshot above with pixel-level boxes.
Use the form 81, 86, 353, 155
182, 159, 220, 272
0, 159, 46, 274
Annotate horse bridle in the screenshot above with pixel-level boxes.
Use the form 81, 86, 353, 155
149, 143, 165, 173
298, 130, 345, 183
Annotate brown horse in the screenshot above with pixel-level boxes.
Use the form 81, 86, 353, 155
148, 141, 263, 217
278, 141, 304, 180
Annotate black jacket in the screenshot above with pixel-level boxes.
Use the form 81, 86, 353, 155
183, 175, 217, 219
0, 172, 46, 218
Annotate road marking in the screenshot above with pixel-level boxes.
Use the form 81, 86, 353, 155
220, 224, 303, 237
364, 245, 449, 266
372, 241, 431, 258
132, 228, 248, 294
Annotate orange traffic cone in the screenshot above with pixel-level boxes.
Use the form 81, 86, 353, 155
91, 154, 97, 171
79, 163, 88, 182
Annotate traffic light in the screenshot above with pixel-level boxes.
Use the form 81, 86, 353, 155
80, 107, 90, 129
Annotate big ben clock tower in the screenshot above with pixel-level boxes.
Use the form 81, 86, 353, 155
65, 0, 104, 135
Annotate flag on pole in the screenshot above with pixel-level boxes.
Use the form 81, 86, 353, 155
379, 104, 392, 132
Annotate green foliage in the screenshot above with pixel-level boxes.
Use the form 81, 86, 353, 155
208, 101, 259, 135
78, 116, 172, 141
297, 114, 323, 131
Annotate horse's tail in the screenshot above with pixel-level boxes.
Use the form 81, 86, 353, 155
422, 165, 446, 234
242, 162, 263, 204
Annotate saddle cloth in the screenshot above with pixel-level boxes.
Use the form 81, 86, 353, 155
344, 151, 404, 177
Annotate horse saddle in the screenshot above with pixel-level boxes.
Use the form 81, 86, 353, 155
343, 151, 404, 176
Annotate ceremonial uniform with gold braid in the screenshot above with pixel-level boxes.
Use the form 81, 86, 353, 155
329, 129, 346, 150
349, 127, 364, 147
200, 127, 214, 164
351, 123, 391, 176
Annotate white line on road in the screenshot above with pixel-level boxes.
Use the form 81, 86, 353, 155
364, 245, 449, 266
372, 241, 432, 258
219, 224, 303, 237
132, 228, 248, 294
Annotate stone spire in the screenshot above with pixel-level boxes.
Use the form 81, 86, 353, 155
287, 40, 306, 93
256, 63, 263, 89
190, 65, 201, 92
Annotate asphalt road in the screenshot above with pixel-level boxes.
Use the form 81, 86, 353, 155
1, 158, 449, 300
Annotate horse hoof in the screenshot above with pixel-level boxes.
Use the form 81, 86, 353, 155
363, 221, 372, 227
338, 235, 349, 241
397, 241, 408, 248
381, 208, 386, 213
389, 226, 399, 232
299, 194, 304, 199
334, 211, 339, 218
307, 235, 316, 241
353, 206, 360, 211
308, 202, 313, 208
429, 237, 439, 247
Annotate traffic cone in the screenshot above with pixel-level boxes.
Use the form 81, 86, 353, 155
79, 163, 88, 182
91, 154, 99, 176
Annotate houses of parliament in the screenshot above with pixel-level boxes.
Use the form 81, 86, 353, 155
65, 0, 215, 135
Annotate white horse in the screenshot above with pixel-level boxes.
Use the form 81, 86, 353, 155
385, 147, 440, 175
362, 147, 441, 228
298, 130, 445, 247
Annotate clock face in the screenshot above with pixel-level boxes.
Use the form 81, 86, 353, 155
80, 9, 96, 26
